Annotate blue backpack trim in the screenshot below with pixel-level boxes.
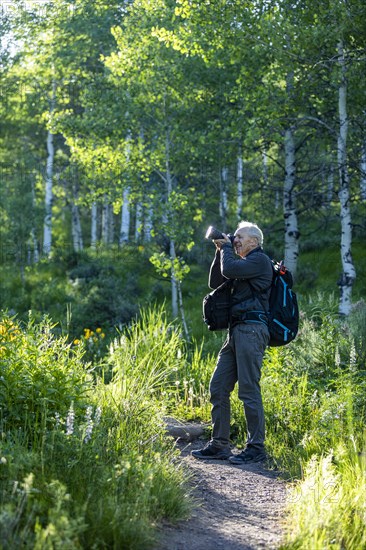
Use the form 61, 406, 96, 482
249, 260, 299, 347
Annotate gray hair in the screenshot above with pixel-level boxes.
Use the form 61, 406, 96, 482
237, 221, 264, 246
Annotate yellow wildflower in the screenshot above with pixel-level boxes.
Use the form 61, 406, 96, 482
0, 320, 20, 341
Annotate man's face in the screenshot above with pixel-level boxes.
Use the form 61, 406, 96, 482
233, 229, 257, 258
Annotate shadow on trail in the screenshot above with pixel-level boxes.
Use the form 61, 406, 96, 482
156, 440, 286, 550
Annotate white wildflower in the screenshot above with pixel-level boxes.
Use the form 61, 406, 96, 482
349, 340, 357, 372
84, 406, 94, 443
66, 403, 75, 436
55, 412, 61, 428
334, 347, 341, 368
94, 406, 102, 426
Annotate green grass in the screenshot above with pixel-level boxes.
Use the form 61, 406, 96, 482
281, 442, 366, 549
0, 311, 192, 549
165, 296, 366, 548
1, 260, 366, 548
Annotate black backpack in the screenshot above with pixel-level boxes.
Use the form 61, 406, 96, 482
202, 279, 233, 331
254, 261, 299, 347
203, 261, 299, 346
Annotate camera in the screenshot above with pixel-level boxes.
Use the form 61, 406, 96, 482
205, 226, 235, 243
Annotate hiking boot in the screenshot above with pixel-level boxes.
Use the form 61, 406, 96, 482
191, 443, 232, 460
229, 446, 267, 465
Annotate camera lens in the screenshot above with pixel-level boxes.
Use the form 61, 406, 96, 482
205, 226, 225, 240
205, 226, 214, 239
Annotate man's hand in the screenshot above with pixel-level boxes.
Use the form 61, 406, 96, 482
213, 234, 230, 250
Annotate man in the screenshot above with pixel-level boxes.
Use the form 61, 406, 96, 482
192, 221, 273, 464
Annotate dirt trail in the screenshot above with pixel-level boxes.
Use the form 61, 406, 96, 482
157, 439, 287, 550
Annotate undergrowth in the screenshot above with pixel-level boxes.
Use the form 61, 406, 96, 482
1, 297, 365, 548
0, 310, 191, 549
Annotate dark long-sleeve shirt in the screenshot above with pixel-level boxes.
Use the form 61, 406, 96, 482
208, 243, 273, 316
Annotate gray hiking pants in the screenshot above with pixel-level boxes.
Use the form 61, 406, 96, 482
209, 323, 270, 450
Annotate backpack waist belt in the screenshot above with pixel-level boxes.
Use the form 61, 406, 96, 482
231, 311, 268, 326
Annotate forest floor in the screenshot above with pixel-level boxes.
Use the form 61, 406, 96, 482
156, 438, 288, 550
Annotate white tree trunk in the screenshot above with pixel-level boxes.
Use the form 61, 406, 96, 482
71, 204, 83, 251
360, 139, 366, 201
262, 150, 268, 186
43, 82, 56, 255
327, 163, 334, 205
43, 129, 54, 255
219, 166, 228, 229
30, 179, 39, 263
108, 203, 114, 244
144, 205, 153, 242
135, 201, 143, 241
177, 279, 189, 341
43, 151, 54, 256
169, 237, 179, 319
71, 183, 83, 252
31, 229, 39, 264
119, 129, 132, 244
164, 130, 179, 318
120, 187, 130, 244
102, 197, 113, 244
283, 127, 299, 275
91, 201, 98, 249
236, 152, 243, 221
337, 40, 356, 316
101, 201, 108, 244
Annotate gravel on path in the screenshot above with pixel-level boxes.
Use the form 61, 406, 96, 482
156, 439, 287, 550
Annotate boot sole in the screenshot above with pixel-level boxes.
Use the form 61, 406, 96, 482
191, 453, 232, 460
229, 454, 267, 464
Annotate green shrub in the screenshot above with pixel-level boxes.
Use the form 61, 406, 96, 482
0, 249, 153, 340
0, 308, 192, 549
0, 314, 93, 440
262, 312, 364, 474
67, 269, 139, 338
347, 299, 366, 363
